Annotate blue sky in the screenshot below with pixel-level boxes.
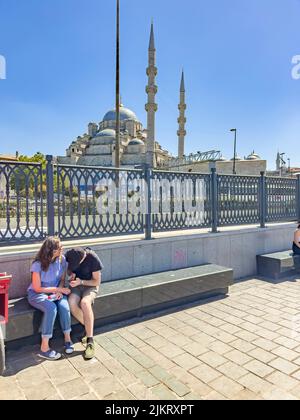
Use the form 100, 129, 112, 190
0, 0, 299, 169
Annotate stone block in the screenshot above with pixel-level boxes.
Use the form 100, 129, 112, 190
111, 246, 134, 280
133, 244, 153, 276
257, 251, 300, 280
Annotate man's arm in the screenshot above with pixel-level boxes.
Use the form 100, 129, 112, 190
81, 271, 101, 287
70, 271, 101, 288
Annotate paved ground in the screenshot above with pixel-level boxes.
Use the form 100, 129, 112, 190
2, 276, 300, 400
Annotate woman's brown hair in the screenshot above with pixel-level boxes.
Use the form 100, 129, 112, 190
34, 237, 61, 272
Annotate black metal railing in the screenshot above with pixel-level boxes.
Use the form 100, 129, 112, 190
0, 160, 45, 245
151, 169, 212, 233
53, 163, 146, 240
0, 156, 300, 246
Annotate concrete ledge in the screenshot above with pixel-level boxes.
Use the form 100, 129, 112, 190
1, 222, 296, 299
6, 264, 233, 344
257, 251, 300, 280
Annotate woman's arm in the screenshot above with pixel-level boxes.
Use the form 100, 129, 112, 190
32, 272, 63, 294
58, 270, 71, 295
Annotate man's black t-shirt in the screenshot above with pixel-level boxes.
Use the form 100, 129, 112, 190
74, 250, 103, 281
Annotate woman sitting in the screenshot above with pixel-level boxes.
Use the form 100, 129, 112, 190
27, 237, 73, 360
293, 224, 300, 255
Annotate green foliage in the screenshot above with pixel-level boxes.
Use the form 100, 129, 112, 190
9, 152, 47, 198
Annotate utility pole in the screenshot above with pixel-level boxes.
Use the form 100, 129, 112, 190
230, 128, 237, 175
115, 0, 120, 169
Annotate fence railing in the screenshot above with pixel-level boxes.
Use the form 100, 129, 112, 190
0, 160, 45, 245
0, 156, 299, 245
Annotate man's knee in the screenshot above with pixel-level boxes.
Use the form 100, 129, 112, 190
81, 297, 93, 310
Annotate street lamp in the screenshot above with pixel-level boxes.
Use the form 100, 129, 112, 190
230, 129, 237, 175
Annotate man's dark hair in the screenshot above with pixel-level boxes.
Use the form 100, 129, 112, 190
65, 248, 86, 273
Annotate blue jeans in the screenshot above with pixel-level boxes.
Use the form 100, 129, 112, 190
28, 291, 72, 339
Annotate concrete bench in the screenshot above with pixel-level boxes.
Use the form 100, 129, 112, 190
6, 264, 233, 345
257, 251, 300, 280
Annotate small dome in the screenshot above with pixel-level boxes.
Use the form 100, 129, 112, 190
128, 138, 144, 146
246, 151, 261, 160
103, 106, 138, 122
93, 129, 116, 138
231, 155, 242, 161
218, 156, 227, 161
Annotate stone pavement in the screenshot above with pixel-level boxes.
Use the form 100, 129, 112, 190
2, 276, 300, 400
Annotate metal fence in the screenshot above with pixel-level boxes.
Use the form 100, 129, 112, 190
0, 156, 299, 246
53, 164, 146, 240
0, 160, 45, 244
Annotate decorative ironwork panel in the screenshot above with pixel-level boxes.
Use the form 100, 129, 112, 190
266, 177, 297, 222
151, 170, 211, 232
0, 161, 45, 245
55, 164, 145, 240
217, 175, 260, 226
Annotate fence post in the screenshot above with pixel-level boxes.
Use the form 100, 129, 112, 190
145, 165, 152, 240
297, 175, 300, 223
260, 171, 266, 228
211, 167, 218, 233
46, 155, 55, 236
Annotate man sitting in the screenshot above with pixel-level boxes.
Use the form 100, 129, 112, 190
66, 248, 103, 359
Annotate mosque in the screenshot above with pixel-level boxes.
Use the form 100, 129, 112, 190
58, 24, 171, 169
57, 23, 267, 176
58, 103, 170, 168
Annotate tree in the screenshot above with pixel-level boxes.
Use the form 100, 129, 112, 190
9, 152, 47, 198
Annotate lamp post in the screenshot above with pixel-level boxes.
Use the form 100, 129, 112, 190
115, 0, 120, 170
230, 128, 237, 175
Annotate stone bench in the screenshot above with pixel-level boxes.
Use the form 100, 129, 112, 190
6, 264, 233, 345
257, 251, 300, 280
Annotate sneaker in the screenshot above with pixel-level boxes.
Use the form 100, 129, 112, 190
84, 343, 95, 360
81, 336, 87, 346
64, 342, 74, 355
38, 350, 61, 361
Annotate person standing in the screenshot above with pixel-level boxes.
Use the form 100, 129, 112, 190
66, 248, 103, 360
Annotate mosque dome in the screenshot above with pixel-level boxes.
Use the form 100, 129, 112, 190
246, 151, 261, 160
231, 155, 242, 161
103, 106, 138, 122
93, 129, 116, 138
128, 138, 144, 146
89, 129, 116, 146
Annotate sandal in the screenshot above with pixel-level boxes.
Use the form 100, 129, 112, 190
64, 342, 74, 355
38, 349, 62, 361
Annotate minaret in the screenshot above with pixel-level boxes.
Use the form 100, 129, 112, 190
177, 71, 186, 159
145, 22, 158, 168
276, 152, 281, 172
